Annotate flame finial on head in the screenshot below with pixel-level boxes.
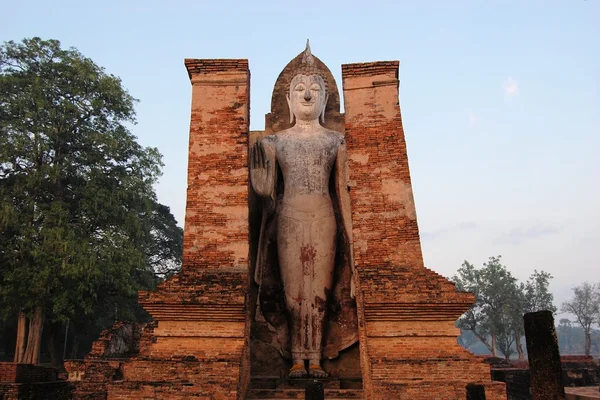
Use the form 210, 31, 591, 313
292, 39, 327, 92
301, 39, 314, 65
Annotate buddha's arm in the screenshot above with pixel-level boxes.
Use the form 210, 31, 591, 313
334, 137, 356, 296
249, 138, 277, 201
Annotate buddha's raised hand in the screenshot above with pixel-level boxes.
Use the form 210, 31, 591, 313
249, 138, 275, 198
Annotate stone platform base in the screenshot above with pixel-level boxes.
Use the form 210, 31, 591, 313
566, 386, 600, 400
369, 381, 507, 400
0, 382, 72, 400
245, 376, 506, 400
246, 377, 363, 399
68, 358, 243, 400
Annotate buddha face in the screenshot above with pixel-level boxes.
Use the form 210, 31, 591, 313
287, 74, 327, 123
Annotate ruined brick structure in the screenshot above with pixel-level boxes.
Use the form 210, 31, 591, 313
0, 362, 71, 399
339, 61, 505, 399
489, 355, 600, 399
66, 51, 507, 399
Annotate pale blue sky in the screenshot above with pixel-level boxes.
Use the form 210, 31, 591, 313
2, 0, 599, 314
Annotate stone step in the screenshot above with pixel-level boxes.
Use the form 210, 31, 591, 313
250, 377, 363, 390
246, 388, 364, 399
565, 386, 600, 399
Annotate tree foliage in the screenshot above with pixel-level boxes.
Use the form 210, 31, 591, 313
453, 256, 556, 360
0, 37, 182, 364
507, 270, 557, 360
561, 282, 600, 356
556, 318, 600, 356
453, 256, 517, 358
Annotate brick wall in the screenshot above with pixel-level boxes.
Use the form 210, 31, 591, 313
0, 363, 17, 383
342, 61, 506, 400
0, 382, 71, 400
132, 59, 251, 399
70, 56, 511, 400
181, 58, 250, 273
489, 356, 600, 400
561, 356, 599, 386
70, 59, 253, 400
342, 61, 423, 270
0, 362, 68, 399
0, 363, 56, 383
491, 369, 531, 400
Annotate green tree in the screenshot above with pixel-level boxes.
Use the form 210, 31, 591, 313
556, 319, 600, 356
0, 37, 180, 365
495, 280, 521, 360
512, 270, 556, 360
145, 203, 183, 280
453, 261, 490, 352
561, 282, 600, 356
453, 257, 556, 360
522, 270, 556, 314
453, 256, 518, 358
557, 318, 574, 354
457, 327, 479, 350
478, 257, 520, 360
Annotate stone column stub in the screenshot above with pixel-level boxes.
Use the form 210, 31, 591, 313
524, 310, 566, 400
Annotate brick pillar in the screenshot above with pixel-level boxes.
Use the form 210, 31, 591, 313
341, 61, 423, 270
182, 59, 250, 273
341, 62, 505, 400
136, 59, 251, 400
524, 310, 565, 400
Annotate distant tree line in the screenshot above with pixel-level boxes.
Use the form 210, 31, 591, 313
459, 320, 600, 358
560, 282, 600, 356
452, 256, 556, 360
556, 318, 600, 356
453, 256, 600, 359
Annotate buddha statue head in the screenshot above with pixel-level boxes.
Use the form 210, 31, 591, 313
286, 40, 329, 125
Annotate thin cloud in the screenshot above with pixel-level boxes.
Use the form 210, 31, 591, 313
496, 224, 563, 245
468, 111, 478, 127
422, 222, 478, 242
504, 78, 520, 97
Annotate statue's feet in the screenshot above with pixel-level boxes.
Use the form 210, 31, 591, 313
289, 363, 307, 378
308, 364, 328, 378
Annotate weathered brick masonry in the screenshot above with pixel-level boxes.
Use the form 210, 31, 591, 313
0, 362, 71, 400
67, 59, 252, 400
0, 362, 57, 384
342, 61, 423, 270
342, 61, 506, 400
134, 59, 250, 399
181, 58, 250, 272
67, 57, 507, 400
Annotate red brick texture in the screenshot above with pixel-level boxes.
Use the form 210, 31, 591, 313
0, 363, 56, 383
71, 59, 252, 400
342, 62, 506, 400
181, 58, 250, 272
0, 382, 72, 400
342, 61, 423, 270
0, 363, 70, 400
69, 58, 508, 400
138, 59, 249, 399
